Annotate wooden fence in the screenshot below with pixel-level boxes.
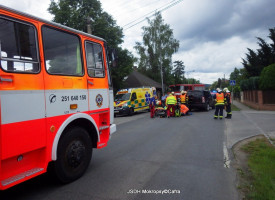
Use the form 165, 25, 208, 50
241, 90, 275, 110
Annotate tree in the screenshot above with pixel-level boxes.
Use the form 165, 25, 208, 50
241, 28, 275, 78
242, 48, 262, 77
229, 67, 240, 81
210, 81, 218, 90
48, 0, 134, 91
111, 48, 136, 92
259, 63, 275, 90
268, 28, 275, 63
172, 60, 185, 84
134, 12, 179, 88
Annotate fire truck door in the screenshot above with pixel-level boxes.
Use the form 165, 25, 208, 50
0, 18, 46, 160
85, 41, 109, 112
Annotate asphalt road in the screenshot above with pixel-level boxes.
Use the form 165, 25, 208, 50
0, 110, 238, 200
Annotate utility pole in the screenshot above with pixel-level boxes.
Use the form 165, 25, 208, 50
160, 64, 164, 95
87, 17, 94, 34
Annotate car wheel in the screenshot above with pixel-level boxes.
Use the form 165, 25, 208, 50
54, 127, 92, 183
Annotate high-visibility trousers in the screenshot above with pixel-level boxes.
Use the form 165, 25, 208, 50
167, 104, 175, 117
150, 104, 155, 118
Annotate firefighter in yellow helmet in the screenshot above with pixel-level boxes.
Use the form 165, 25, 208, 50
180, 90, 188, 106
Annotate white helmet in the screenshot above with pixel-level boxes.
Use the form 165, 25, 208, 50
216, 88, 221, 92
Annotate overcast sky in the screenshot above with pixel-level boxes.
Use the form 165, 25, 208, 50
1, 0, 275, 84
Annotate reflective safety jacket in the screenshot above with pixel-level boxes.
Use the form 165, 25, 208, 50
166, 95, 177, 105
180, 94, 188, 104
215, 92, 226, 106
225, 92, 231, 104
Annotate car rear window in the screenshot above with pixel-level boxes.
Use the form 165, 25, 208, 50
188, 91, 202, 97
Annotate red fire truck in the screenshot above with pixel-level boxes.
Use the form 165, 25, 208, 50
0, 5, 116, 190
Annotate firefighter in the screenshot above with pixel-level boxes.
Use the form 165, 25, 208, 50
224, 88, 232, 119
214, 88, 226, 119
180, 90, 188, 106
165, 92, 177, 118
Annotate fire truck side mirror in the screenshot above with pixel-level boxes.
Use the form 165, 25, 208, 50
108, 48, 118, 68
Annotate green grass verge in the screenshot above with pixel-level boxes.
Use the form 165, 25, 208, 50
241, 139, 275, 200
231, 103, 241, 111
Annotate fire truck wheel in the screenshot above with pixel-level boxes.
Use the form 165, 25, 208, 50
54, 126, 92, 183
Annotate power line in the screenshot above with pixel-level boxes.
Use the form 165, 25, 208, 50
122, 0, 177, 28
123, 0, 183, 30
114, 0, 166, 19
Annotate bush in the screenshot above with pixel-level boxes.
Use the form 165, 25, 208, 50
260, 64, 275, 90
249, 77, 260, 90
240, 77, 260, 90
240, 79, 248, 91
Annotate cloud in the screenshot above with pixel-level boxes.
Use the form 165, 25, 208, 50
166, 0, 275, 48
0, 0, 53, 20
2, 0, 274, 84
173, 35, 263, 84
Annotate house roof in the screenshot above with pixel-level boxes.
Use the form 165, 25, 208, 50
124, 70, 162, 89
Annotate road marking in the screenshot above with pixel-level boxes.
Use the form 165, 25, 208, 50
223, 142, 230, 168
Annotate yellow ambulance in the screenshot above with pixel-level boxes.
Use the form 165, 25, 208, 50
114, 87, 156, 116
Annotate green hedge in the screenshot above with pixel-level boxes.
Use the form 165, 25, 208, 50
259, 64, 275, 90
240, 77, 260, 91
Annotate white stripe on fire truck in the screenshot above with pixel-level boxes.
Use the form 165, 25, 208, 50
1, 88, 109, 124
1, 90, 45, 125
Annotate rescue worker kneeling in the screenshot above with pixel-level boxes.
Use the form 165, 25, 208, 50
165, 92, 177, 118
180, 103, 189, 116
